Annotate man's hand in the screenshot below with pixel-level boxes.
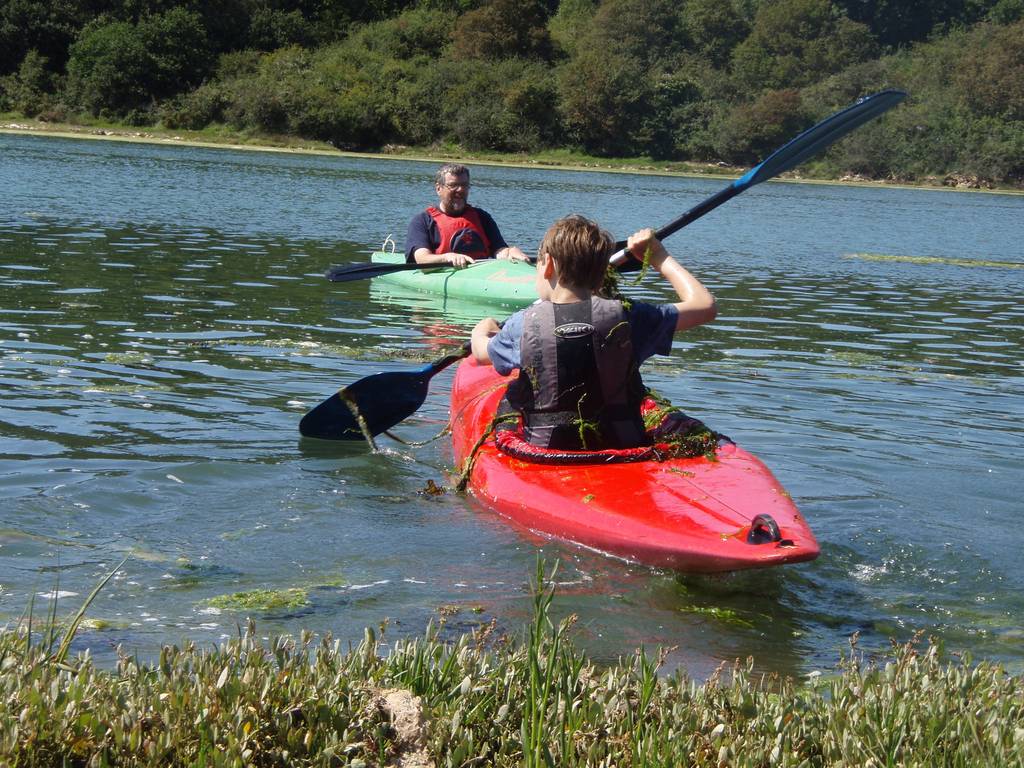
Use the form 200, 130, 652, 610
443, 252, 476, 268
497, 246, 529, 263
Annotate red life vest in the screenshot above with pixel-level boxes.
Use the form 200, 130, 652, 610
427, 206, 492, 259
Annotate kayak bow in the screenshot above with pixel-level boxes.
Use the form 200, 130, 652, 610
368, 251, 536, 309
450, 358, 820, 573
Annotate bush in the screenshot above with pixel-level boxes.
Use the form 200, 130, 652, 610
955, 20, 1024, 121
710, 89, 808, 165
731, 0, 877, 92
557, 47, 648, 155
158, 84, 229, 130
64, 9, 212, 117
65, 18, 151, 116
435, 58, 560, 151
1, 49, 58, 116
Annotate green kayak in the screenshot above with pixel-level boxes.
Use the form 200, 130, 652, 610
369, 251, 536, 309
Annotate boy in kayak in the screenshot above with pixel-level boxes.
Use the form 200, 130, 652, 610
405, 164, 529, 268
470, 215, 717, 450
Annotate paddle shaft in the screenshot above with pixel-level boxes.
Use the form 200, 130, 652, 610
326, 256, 536, 283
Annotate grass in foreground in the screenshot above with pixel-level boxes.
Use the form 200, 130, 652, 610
2, 562, 1023, 767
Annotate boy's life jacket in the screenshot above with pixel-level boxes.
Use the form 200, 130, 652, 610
503, 296, 649, 450
426, 206, 492, 259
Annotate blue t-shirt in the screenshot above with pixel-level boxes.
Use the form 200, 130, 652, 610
487, 300, 680, 376
404, 207, 508, 262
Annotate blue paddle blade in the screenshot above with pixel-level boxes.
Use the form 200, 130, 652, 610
735, 89, 907, 190
612, 89, 907, 265
299, 345, 471, 440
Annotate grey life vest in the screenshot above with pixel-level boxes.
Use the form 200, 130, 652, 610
504, 297, 648, 450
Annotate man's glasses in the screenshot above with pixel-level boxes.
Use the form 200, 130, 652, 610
442, 181, 470, 191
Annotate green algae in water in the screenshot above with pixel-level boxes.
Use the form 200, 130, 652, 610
204, 588, 309, 613
845, 252, 1024, 269
102, 351, 156, 366
226, 337, 438, 362
679, 605, 756, 628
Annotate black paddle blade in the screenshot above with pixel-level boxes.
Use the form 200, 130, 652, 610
299, 344, 472, 440
299, 370, 433, 440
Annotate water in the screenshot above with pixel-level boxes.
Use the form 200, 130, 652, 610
1, 131, 1022, 681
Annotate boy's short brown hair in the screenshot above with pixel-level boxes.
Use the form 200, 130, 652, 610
539, 215, 614, 290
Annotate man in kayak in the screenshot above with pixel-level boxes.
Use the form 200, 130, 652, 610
405, 164, 529, 268
469, 215, 717, 450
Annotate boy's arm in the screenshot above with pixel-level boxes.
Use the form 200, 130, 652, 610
471, 317, 502, 364
626, 229, 717, 332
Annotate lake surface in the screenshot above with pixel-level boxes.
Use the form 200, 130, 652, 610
1, 131, 1022, 681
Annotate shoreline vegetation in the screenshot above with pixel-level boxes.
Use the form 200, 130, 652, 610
3, 3, 1024, 196
5, 117, 1023, 197
3, 563, 1023, 766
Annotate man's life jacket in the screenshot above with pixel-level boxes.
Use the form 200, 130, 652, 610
427, 206, 492, 259
503, 297, 648, 450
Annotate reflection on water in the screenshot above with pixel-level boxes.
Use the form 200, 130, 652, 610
1, 131, 1023, 678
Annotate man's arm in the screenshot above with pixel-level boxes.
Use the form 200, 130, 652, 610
413, 247, 476, 267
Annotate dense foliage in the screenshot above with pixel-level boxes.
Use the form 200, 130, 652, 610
2, 0, 1024, 185
3, 567, 1023, 766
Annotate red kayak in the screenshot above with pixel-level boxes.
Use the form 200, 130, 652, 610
450, 358, 820, 573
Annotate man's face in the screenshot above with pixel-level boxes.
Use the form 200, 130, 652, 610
436, 172, 470, 215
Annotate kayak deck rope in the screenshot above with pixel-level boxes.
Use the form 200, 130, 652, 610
381, 421, 453, 448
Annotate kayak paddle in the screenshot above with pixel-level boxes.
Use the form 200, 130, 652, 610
610, 88, 907, 269
326, 260, 447, 283
325, 256, 537, 283
304, 89, 906, 439
299, 343, 471, 440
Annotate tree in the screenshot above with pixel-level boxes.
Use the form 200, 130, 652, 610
581, 0, 686, 66
0, 0, 97, 75
138, 8, 212, 97
834, 0, 1000, 49
65, 8, 212, 116
0, 49, 58, 115
65, 18, 150, 115
547, 0, 597, 59
558, 47, 648, 155
710, 88, 808, 164
449, 0, 553, 61
955, 20, 1024, 120
681, 0, 750, 68
731, 0, 877, 92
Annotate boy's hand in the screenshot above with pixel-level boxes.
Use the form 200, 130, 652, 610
471, 317, 502, 365
626, 228, 670, 269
